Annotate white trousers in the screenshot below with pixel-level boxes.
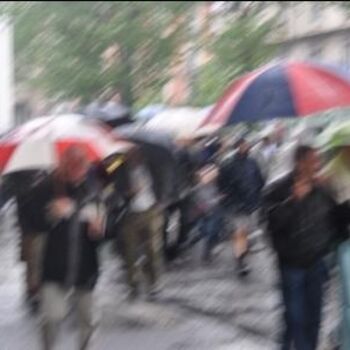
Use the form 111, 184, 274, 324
41, 283, 95, 350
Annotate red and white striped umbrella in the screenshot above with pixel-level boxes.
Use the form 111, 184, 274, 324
0, 114, 133, 175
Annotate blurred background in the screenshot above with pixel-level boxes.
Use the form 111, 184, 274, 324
1, 2, 350, 128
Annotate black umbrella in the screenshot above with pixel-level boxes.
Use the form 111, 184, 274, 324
84, 102, 133, 128
114, 126, 182, 205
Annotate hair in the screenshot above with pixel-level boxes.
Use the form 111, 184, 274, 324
55, 145, 90, 186
293, 145, 315, 165
234, 137, 247, 149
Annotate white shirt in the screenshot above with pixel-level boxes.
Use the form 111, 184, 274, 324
129, 165, 156, 212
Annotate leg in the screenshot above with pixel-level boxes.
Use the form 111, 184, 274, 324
41, 283, 68, 350
162, 207, 171, 259
120, 215, 140, 296
305, 260, 327, 350
278, 266, 292, 350
76, 290, 95, 350
203, 213, 220, 262
144, 209, 163, 294
280, 265, 311, 350
176, 197, 192, 250
27, 235, 45, 295
21, 233, 32, 299
233, 227, 248, 258
231, 213, 249, 259
280, 308, 292, 350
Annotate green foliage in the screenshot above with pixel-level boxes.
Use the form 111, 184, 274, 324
0, 1, 195, 106
213, 16, 277, 76
193, 9, 277, 106
0, 1, 278, 108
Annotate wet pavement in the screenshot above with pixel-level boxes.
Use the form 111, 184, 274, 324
0, 204, 340, 350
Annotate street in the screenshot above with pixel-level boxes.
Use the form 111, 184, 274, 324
0, 204, 340, 350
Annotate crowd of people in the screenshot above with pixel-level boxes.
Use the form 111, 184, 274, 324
1, 122, 350, 350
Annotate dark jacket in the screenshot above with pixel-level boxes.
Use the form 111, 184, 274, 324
3, 171, 47, 234
25, 175, 103, 289
218, 153, 265, 213
263, 173, 343, 268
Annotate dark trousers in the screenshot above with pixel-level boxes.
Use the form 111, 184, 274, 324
279, 259, 328, 350
177, 196, 194, 248
198, 209, 223, 260
163, 196, 194, 261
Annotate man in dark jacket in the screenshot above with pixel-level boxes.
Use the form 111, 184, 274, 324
26, 146, 106, 350
218, 138, 265, 276
264, 145, 339, 350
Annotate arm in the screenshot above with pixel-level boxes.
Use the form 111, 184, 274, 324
21, 177, 55, 233
253, 159, 265, 191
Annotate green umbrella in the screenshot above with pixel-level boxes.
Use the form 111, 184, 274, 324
316, 121, 350, 151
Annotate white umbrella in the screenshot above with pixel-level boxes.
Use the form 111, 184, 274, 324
0, 114, 133, 175
144, 107, 208, 138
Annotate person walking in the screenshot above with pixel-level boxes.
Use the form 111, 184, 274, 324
264, 145, 341, 350
25, 146, 106, 350
218, 137, 265, 277
116, 147, 163, 301
192, 164, 223, 263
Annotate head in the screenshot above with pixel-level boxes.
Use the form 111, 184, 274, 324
58, 145, 90, 185
294, 145, 320, 178
262, 136, 271, 146
235, 138, 250, 156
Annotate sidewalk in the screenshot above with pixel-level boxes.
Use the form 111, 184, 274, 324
0, 207, 340, 350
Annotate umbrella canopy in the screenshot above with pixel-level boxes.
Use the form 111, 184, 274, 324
84, 101, 133, 128
201, 61, 350, 128
114, 126, 180, 204
135, 104, 166, 123
145, 107, 209, 138
316, 121, 350, 151
0, 114, 133, 175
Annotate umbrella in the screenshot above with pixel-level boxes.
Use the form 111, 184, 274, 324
114, 126, 180, 205
316, 121, 350, 151
201, 61, 350, 129
145, 107, 209, 138
135, 104, 166, 123
84, 102, 133, 128
0, 114, 133, 175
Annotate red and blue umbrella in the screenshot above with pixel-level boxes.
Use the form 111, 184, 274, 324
201, 61, 350, 128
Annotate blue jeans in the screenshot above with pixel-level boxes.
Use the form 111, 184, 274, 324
198, 208, 223, 260
279, 259, 328, 350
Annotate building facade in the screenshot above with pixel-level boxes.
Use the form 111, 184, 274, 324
272, 2, 350, 69
0, 16, 14, 132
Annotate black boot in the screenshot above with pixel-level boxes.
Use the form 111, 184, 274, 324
236, 254, 250, 278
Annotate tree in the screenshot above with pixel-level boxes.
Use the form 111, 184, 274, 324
192, 2, 279, 106
0, 1, 196, 106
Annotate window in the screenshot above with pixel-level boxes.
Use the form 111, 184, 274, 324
310, 3, 322, 22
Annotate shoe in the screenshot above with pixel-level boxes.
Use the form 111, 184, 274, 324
236, 256, 250, 278
147, 286, 161, 301
202, 251, 212, 265
127, 287, 139, 302
25, 290, 40, 313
